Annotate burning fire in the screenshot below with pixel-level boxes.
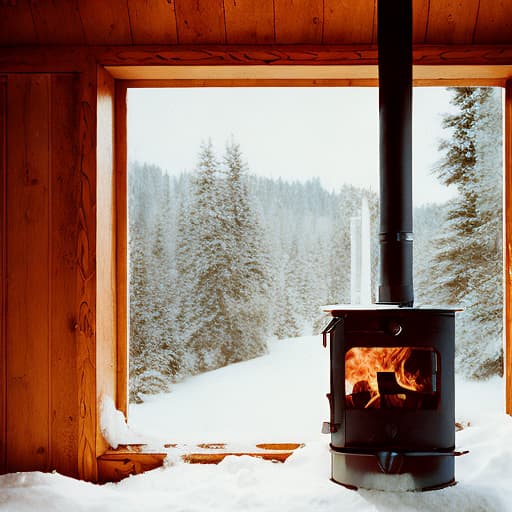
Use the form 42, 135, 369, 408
345, 347, 435, 409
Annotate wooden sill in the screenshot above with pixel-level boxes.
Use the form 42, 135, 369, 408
97, 443, 304, 483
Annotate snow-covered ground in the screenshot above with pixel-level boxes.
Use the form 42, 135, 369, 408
2, 336, 512, 511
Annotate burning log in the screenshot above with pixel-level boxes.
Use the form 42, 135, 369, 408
345, 347, 438, 410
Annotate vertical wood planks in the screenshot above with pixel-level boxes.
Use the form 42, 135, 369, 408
505, 81, 512, 416
96, 66, 117, 457
78, 0, 132, 45
0, 77, 6, 474
0, 0, 37, 46
49, 74, 80, 477
127, 0, 178, 44
224, 0, 275, 44
174, 0, 226, 44
412, 0, 430, 44
425, 0, 480, 44
6, 75, 51, 472
473, 2, 512, 44
323, 0, 375, 44
274, 0, 323, 44
115, 82, 128, 417
30, 0, 85, 45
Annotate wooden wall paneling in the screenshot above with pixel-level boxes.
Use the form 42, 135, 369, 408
323, 0, 375, 44
29, 0, 85, 45
174, 0, 226, 44
412, 0, 430, 44
77, 59, 99, 482
49, 74, 80, 477
0, 76, 5, 474
115, 82, 128, 417
6, 74, 50, 472
274, 0, 323, 44
96, 66, 117, 456
425, 0, 480, 44
0, 0, 37, 46
505, 80, 512, 416
223, 0, 274, 44
126, 0, 178, 44
78, 0, 132, 45
473, 2, 512, 45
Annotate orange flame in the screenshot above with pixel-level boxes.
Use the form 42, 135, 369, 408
345, 347, 433, 408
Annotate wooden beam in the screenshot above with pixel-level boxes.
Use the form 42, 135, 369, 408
104, 63, 512, 85
115, 81, 128, 417
3, 45, 512, 74
0, 76, 5, 474
76, 58, 99, 482
505, 79, 512, 416
97, 451, 166, 483
96, 65, 117, 458
97, 443, 303, 482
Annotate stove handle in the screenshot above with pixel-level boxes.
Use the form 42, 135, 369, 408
321, 317, 343, 348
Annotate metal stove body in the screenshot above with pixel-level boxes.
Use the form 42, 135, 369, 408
322, 306, 458, 491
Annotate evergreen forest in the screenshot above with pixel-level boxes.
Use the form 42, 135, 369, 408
129, 87, 503, 402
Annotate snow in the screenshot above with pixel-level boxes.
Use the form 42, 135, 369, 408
2, 336, 512, 511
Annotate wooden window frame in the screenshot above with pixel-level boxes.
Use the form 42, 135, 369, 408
110, 64, 512, 422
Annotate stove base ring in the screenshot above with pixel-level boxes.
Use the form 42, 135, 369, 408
331, 449, 455, 492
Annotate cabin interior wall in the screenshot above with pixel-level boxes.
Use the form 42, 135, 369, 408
0, 72, 82, 477
0, 43, 511, 482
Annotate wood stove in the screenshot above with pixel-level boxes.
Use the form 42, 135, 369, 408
322, 306, 459, 491
321, 0, 461, 491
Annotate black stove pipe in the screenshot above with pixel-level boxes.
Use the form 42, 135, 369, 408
377, 0, 414, 307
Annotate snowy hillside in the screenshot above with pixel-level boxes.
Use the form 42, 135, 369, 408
1, 335, 511, 511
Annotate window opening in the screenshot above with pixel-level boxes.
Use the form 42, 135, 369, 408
124, 86, 503, 444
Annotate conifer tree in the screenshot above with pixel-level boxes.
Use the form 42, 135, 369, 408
431, 87, 503, 378
221, 139, 270, 359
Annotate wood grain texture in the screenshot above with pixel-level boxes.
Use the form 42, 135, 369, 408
78, 0, 132, 45
426, 0, 480, 44
30, 0, 85, 45
323, 0, 375, 44
3, 0, 512, 46
174, 0, 226, 44
97, 451, 166, 482
474, 1, 512, 44
223, 0, 274, 44
506, 80, 512, 416
0, 0, 37, 46
127, 0, 178, 44
0, 76, 5, 474
6, 74, 50, 472
412, 0, 430, 44
121, 78, 379, 88
115, 82, 128, 417
3, 45, 512, 72
182, 451, 294, 464
274, 0, 323, 44
49, 74, 80, 477
76, 59, 98, 482
96, 65, 117, 458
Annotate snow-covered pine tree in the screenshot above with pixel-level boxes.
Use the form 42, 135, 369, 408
431, 87, 503, 378
175, 140, 235, 373
220, 139, 270, 359
129, 163, 169, 400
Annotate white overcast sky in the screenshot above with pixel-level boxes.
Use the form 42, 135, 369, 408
127, 87, 458, 205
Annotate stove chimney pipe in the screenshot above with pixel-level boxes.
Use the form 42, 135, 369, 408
377, 0, 414, 307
